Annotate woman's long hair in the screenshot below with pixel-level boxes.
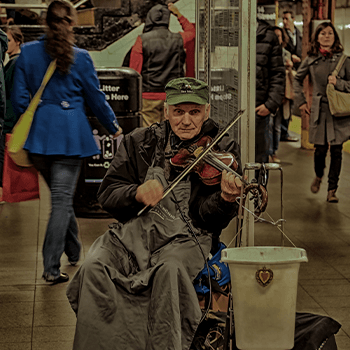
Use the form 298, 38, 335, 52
308, 21, 343, 56
45, 0, 77, 74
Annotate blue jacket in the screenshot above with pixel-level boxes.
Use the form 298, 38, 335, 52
12, 37, 120, 157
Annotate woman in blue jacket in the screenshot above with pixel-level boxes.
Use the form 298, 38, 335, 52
12, 0, 122, 284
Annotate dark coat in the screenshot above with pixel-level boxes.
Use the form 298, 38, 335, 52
3, 53, 20, 134
256, 19, 285, 114
69, 118, 241, 350
140, 28, 185, 93
285, 26, 302, 70
0, 29, 8, 135
294, 52, 350, 145
97, 119, 241, 237
140, 4, 186, 93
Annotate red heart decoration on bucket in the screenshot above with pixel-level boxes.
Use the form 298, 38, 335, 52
256, 267, 273, 287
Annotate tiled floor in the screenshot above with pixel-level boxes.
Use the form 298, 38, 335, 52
0, 133, 350, 349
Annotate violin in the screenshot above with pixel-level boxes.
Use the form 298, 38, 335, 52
138, 109, 267, 216
170, 135, 268, 215
170, 135, 238, 186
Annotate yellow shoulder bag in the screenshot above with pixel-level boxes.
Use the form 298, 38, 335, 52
8, 60, 56, 167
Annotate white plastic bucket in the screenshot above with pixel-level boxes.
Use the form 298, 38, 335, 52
221, 247, 308, 350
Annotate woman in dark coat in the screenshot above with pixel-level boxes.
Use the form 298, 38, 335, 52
0, 26, 22, 202
294, 22, 350, 203
3, 26, 23, 134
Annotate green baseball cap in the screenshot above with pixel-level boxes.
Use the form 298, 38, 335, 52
165, 77, 209, 105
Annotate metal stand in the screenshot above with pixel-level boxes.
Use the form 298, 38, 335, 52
243, 162, 284, 245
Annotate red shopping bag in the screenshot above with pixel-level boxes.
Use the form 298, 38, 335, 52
2, 134, 40, 203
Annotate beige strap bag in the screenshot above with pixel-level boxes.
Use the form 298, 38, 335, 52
326, 54, 350, 117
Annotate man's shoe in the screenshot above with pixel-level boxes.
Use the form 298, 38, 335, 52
271, 155, 281, 163
42, 272, 69, 284
281, 136, 299, 142
327, 189, 339, 203
311, 177, 322, 193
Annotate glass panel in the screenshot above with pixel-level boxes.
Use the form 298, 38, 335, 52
196, 0, 240, 141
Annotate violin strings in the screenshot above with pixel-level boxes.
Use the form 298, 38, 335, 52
225, 197, 297, 249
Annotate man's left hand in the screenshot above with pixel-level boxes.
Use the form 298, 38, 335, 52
220, 170, 242, 202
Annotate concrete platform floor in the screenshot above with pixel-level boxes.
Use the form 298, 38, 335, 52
0, 133, 350, 349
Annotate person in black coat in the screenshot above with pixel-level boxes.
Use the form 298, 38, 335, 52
0, 28, 8, 201
283, 10, 302, 70
280, 10, 303, 142
255, 19, 285, 167
66, 77, 243, 350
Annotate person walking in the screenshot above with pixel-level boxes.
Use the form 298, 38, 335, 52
294, 21, 350, 203
12, 0, 122, 283
0, 27, 7, 202
129, 2, 195, 127
268, 26, 294, 163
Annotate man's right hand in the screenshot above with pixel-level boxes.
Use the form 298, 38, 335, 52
292, 54, 301, 63
135, 179, 164, 207
112, 127, 123, 139
168, 3, 181, 17
255, 104, 270, 117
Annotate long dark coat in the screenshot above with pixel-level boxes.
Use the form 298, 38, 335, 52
294, 52, 350, 145
67, 119, 241, 350
256, 19, 285, 114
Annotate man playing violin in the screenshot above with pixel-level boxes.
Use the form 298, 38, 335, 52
66, 77, 243, 350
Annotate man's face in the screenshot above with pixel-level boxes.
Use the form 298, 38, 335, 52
165, 103, 210, 140
283, 13, 294, 31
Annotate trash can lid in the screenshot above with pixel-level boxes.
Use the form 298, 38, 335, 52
96, 67, 141, 79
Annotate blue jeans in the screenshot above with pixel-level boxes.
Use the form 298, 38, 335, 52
30, 154, 82, 278
269, 108, 282, 156
281, 100, 293, 139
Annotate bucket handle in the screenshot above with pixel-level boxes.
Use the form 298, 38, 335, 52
299, 249, 308, 263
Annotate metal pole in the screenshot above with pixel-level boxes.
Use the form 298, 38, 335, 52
240, 0, 256, 247
195, 0, 198, 79
0, 4, 47, 9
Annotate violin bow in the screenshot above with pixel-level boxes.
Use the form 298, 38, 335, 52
138, 109, 246, 216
